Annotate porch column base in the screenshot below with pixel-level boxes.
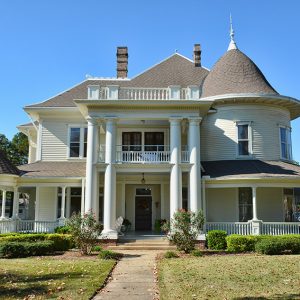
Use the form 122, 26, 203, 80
0, 216, 8, 221
58, 218, 66, 226
100, 229, 118, 240
251, 219, 262, 235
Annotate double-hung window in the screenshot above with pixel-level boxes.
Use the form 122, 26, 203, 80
69, 127, 88, 158
280, 126, 292, 160
237, 122, 251, 157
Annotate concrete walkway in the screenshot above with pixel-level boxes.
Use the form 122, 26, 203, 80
93, 250, 161, 300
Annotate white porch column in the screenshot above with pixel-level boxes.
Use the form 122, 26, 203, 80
102, 118, 117, 238
188, 117, 202, 212
12, 186, 19, 219
81, 178, 85, 216
0, 190, 7, 220
252, 186, 258, 221
169, 117, 182, 219
85, 118, 98, 213
60, 186, 66, 219
66, 187, 71, 218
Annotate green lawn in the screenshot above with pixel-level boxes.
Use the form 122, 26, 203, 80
158, 254, 300, 300
0, 255, 115, 299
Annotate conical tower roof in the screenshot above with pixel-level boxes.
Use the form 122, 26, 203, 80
202, 48, 278, 98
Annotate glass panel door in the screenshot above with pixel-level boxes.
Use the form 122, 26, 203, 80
144, 132, 164, 151
122, 132, 142, 151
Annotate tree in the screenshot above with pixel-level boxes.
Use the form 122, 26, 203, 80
11, 132, 29, 165
0, 132, 28, 166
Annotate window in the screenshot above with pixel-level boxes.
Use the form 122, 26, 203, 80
87, 85, 100, 100
280, 126, 292, 160
144, 132, 164, 151
239, 187, 253, 222
69, 127, 88, 158
237, 123, 251, 156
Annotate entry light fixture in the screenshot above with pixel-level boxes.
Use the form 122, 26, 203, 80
141, 173, 146, 184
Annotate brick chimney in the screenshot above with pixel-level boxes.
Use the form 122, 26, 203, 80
193, 44, 201, 67
116, 46, 128, 78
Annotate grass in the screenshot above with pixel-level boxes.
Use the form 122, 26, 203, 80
158, 254, 300, 300
0, 255, 115, 299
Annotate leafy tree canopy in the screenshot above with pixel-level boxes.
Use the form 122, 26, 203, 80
0, 132, 28, 166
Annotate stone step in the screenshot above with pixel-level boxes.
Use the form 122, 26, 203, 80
107, 244, 177, 250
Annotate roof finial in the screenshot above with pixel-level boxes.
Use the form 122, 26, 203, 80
228, 13, 237, 51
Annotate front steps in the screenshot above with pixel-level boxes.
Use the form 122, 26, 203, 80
107, 238, 176, 250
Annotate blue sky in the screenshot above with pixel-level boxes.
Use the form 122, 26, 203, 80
0, 0, 299, 160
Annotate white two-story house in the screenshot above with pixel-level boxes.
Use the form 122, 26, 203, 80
1, 31, 300, 238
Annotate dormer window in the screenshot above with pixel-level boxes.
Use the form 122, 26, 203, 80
236, 122, 252, 157
187, 86, 200, 99
87, 85, 100, 100
280, 126, 292, 160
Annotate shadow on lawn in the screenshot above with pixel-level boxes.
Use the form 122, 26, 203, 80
233, 294, 300, 300
0, 271, 83, 298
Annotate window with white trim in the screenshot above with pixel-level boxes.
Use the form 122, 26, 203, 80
69, 127, 88, 158
280, 126, 292, 160
237, 122, 251, 156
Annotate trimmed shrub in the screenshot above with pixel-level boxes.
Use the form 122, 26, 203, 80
226, 235, 258, 252
207, 230, 227, 250
255, 236, 300, 255
0, 241, 55, 258
191, 249, 203, 257
0, 233, 73, 251
98, 250, 121, 260
46, 234, 74, 251
164, 251, 179, 258
54, 225, 71, 234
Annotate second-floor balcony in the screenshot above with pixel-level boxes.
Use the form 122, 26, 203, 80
88, 85, 200, 101
99, 145, 189, 164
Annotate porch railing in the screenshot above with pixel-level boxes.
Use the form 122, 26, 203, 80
261, 222, 300, 235
99, 145, 190, 163
205, 222, 253, 235
0, 220, 59, 234
205, 221, 300, 235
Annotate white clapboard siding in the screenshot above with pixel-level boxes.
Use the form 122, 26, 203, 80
41, 122, 68, 161
201, 104, 290, 161
37, 187, 56, 221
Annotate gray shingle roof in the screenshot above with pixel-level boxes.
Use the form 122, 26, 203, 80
19, 161, 86, 178
0, 151, 20, 176
202, 49, 278, 98
202, 160, 300, 180
26, 54, 208, 108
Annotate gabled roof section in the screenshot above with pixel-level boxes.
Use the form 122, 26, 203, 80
0, 151, 20, 176
129, 53, 209, 87
25, 53, 209, 108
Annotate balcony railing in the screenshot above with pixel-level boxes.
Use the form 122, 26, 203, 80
90, 86, 200, 101
99, 145, 189, 163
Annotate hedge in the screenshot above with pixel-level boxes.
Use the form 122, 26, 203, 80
0, 241, 55, 258
226, 234, 300, 254
0, 233, 74, 251
207, 230, 227, 250
255, 236, 300, 255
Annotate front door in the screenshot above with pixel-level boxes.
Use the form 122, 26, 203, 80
135, 188, 152, 231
